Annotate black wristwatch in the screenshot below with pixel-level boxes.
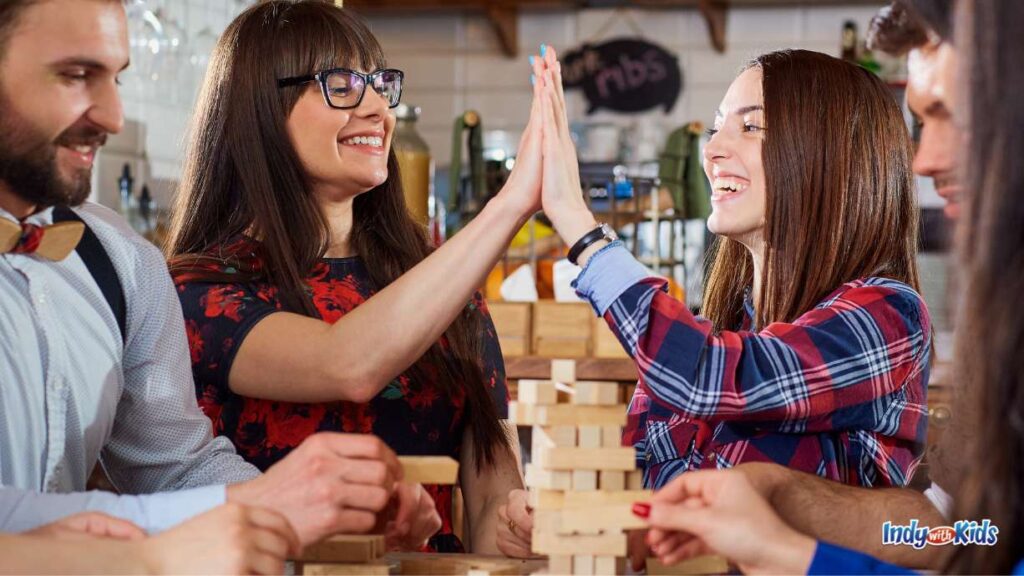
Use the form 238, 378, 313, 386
567, 223, 617, 265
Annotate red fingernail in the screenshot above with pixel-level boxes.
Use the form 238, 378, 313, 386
632, 502, 651, 518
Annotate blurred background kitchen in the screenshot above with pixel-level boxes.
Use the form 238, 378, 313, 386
96, 1, 953, 399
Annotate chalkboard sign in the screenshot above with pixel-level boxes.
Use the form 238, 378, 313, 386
562, 38, 683, 115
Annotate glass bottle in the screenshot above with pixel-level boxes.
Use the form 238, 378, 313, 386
392, 104, 433, 226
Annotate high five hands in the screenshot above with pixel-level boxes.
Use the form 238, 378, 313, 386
528, 45, 600, 249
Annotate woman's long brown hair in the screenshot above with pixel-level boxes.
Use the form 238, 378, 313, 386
165, 0, 510, 470
948, 1, 1024, 571
701, 50, 920, 330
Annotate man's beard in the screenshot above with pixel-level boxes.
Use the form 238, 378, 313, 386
0, 97, 105, 209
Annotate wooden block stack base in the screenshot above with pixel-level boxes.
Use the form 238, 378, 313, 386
510, 359, 647, 575
294, 534, 387, 575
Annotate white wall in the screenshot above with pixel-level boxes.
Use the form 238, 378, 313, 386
99, 1, 893, 209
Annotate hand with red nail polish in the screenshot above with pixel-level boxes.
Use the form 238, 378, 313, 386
638, 469, 817, 575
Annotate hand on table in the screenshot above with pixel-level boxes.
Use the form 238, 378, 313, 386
496, 488, 536, 558
141, 503, 298, 575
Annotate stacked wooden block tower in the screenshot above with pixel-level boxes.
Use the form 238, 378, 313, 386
509, 359, 651, 575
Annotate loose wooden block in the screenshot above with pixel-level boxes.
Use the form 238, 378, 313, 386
394, 553, 523, 575
535, 447, 636, 471
490, 302, 532, 357
530, 489, 653, 510
398, 456, 459, 484
645, 555, 730, 575
598, 471, 625, 491
573, 555, 595, 575
297, 534, 385, 563
533, 303, 592, 358
593, 556, 626, 575
578, 426, 602, 449
508, 402, 627, 427
525, 463, 572, 490
592, 318, 629, 359
548, 555, 573, 575
298, 561, 389, 575
571, 470, 598, 491
600, 426, 622, 448
550, 358, 577, 384
535, 338, 589, 358
532, 426, 577, 456
572, 382, 619, 406
626, 470, 644, 490
518, 380, 558, 405
534, 503, 648, 534
532, 531, 627, 556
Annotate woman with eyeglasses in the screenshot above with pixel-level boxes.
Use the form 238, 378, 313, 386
166, 0, 544, 553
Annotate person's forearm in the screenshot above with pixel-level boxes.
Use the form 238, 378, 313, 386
0, 536, 149, 575
0, 485, 225, 534
320, 194, 531, 398
470, 495, 505, 555
765, 468, 944, 569
462, 424, 525, 554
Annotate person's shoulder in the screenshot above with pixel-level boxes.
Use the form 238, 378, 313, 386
70, 201, 168, 275
819, 276, 929, 326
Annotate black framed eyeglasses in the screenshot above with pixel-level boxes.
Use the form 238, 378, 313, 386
277, 68, 404, 110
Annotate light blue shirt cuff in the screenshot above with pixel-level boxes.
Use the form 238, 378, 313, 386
0, 483, 226, 535
572, 241, 659, 317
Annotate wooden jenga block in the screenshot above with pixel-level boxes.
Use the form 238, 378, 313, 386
599, 471, 625, 491
578, 426, 602, 448
398, 456, 459, 484
573, 555, 595, 575
534, 504, 648, 534
509, 402, 627, 426
532, 426, 577, 456
626, 470, 644, 490
548, 555, 573, 575
297, 534, 385, 563
592, 318, 629, 359
525, 463, 572, 490
535, 447, 635, 471
645, 555, 730, 575
518, 380, 558, 405
298, 562, 389, 575
593, 556, 626, 575
533, 303, 591, 358
572, 382, 619, 406
571, 470, 598, 491
488, 302, 532, 357
551, 359, 577, 383
600, 426, 621, 447
530, 489, 654, 510
532, 531, 627, 556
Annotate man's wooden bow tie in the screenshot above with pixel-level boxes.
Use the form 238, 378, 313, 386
0, 218, 85, 261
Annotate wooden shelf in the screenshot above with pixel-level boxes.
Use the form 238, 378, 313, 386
505, 356, 638, 382
341, 0, 885, 56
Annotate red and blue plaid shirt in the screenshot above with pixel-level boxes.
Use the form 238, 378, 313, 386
574, 243, 931, 489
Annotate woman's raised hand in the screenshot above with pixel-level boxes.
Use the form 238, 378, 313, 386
531, 46, 598, 246
495, 50, 547, 219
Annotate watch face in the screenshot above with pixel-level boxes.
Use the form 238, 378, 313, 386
601, 223, 618, 240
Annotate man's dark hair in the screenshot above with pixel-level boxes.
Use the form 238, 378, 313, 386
867, 0, 954, 56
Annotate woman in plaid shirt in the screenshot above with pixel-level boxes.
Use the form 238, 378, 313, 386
540, 49, 930, 489
500, 46, 930, 558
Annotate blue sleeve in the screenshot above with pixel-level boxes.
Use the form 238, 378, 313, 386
808, 541, 917, 575
571, 241, 657, 316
